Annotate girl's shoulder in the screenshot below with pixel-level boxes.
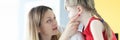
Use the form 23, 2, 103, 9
89, 18, 105, 40
89, 16, 104, 31
90, 20, 104, 31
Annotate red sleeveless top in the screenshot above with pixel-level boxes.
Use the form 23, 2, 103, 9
82, 17, 117, 40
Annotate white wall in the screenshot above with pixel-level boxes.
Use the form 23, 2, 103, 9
0, 0, 19, 40
0, 0, 60, 40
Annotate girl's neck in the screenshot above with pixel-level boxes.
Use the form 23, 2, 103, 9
80, 11, 92, 29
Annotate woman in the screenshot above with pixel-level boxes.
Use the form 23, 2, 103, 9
28, 5, 81, 40
28, 6, 60, 40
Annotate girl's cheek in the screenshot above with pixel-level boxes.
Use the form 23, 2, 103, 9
68, 13, 73, 19
69, 11, 78, 19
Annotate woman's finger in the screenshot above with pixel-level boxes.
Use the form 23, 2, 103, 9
71, 21, 80, 30
70, 14, 80, 22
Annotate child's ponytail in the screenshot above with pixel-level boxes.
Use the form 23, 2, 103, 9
92, 9, 112, 40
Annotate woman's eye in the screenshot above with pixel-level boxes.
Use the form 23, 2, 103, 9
47, 19, 51, 23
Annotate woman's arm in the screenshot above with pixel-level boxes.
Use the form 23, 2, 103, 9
59, 14, 80, 40
90, 20, 104, 40
59, 31, 70, 40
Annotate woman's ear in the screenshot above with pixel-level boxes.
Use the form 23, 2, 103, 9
77, 6, 83, 15
37, 27, 41, 33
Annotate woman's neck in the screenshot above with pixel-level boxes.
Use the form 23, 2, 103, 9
80, 11, 92, 29
41, 34, 52, 40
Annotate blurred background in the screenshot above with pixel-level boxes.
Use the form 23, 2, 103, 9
0, 0, 119, 40
0, 0, 60, 40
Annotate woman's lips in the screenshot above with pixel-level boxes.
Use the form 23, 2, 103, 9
53, 27, 57, 30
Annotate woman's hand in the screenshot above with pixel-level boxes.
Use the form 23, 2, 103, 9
59, 14, 80, 40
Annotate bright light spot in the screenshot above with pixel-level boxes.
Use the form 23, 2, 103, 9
0, 0, 19, 40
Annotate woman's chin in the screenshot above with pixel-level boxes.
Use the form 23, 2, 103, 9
52, 30, 58, 35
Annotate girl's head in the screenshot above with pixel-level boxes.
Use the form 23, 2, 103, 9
65, 0, 112, 40
28, 6, 59, 40
65, 0, 95, 19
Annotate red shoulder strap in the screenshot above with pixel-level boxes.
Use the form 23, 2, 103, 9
83, 16, 99, 32
90, 17, 99, 23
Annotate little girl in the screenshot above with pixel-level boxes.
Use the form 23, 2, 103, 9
63, 0, 117, 40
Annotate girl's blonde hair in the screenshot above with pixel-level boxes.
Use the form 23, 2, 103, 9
65, 0, 112, 40
28, 6, 59, 40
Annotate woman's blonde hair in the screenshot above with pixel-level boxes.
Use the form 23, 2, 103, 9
65, 0, 112, 40
28, 6, 59, 40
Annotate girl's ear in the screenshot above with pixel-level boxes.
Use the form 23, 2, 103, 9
77, 6, 83, 15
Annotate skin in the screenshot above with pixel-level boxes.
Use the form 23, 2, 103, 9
59, 5, 81, 40
38, 9, 59, 40
90, 20, 104, 40
59, 14, 80, 40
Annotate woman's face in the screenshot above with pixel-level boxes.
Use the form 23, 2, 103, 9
40, 9, 58, 36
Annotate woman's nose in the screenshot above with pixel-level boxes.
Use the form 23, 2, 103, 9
52, 20, 57, 26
